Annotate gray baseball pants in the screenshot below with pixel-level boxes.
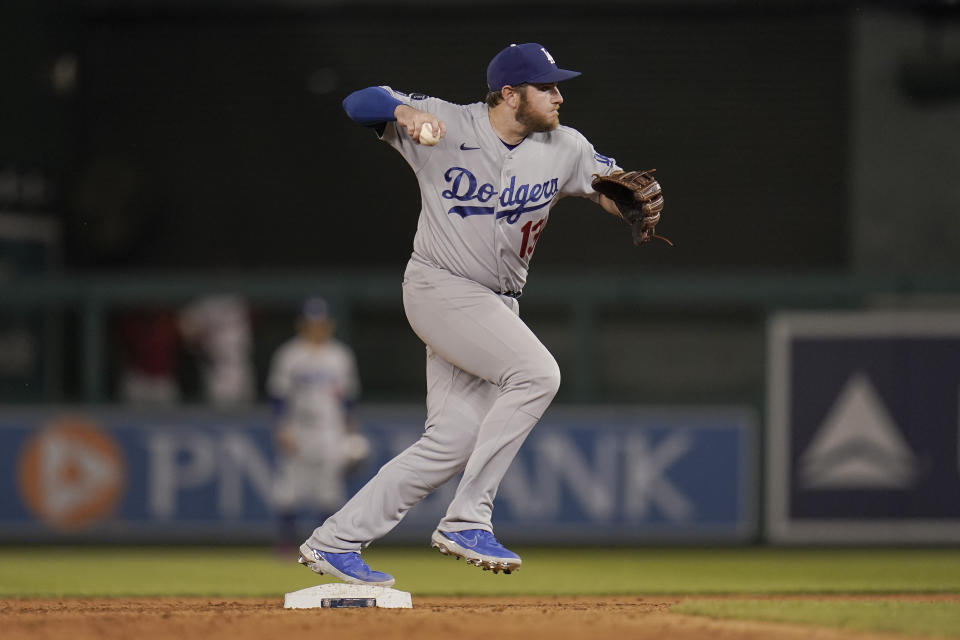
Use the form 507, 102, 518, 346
305, 258, 561, 552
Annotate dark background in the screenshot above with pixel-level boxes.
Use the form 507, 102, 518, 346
7, 1, 852, 270
2, 0, 960, 404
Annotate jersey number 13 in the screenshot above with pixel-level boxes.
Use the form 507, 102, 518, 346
519, 217, 546, 258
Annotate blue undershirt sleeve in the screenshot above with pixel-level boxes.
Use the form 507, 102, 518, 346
342, 87, 404, 126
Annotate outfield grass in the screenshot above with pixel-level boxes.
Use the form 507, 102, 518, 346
674, 599, 960, 638
1, 546, 959, 598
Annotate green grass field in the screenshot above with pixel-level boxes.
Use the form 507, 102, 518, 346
674, 599, 960, 638
2, 546, 959, 597
2, 546, 959, 637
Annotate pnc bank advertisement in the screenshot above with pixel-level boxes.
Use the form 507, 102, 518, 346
0, 406, 756, 543
766, 311, 960, 544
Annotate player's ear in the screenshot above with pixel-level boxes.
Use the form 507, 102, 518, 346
502, 85, 521, 108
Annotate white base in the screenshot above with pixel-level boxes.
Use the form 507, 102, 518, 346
284, 582, 412, 609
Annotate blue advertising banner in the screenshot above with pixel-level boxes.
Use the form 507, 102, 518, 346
767, 311, 960, 543
0, 405, 756, 543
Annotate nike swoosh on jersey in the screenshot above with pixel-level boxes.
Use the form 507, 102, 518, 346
459, 143, 481, 151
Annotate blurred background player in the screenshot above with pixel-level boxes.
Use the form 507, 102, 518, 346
267, 297, 368, 552
178, 294, 256, 406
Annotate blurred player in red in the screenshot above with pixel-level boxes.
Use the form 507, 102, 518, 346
116, 309, 180, 404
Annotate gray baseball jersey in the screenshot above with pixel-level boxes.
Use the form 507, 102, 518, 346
306, 87, 623, 556
379, 87, 620, 294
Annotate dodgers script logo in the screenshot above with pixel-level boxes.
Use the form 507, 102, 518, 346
442, 167, 559, 224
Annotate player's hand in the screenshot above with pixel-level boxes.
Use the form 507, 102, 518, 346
394, 104, 446, 145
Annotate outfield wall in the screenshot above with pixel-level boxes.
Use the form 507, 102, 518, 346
0, 405, 756, 544
7, 306, 960, 547
766, 311, 960, 544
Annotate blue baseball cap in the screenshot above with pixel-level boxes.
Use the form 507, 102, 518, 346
301, 296, 331, 321
486, 43, 581, 92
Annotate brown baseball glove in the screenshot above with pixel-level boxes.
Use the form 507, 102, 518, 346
591, 169, 671, 246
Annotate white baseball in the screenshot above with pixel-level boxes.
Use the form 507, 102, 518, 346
419, 122, 440, 146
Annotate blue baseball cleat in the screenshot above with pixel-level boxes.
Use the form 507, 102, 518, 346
430, 529, 521, 574
298, 543, 395, 587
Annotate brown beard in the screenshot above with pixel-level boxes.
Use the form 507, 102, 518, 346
515, 91, 559, 133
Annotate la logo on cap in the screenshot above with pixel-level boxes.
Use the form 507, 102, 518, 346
487, 42, 581, 91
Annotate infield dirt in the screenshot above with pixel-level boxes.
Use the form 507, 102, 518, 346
5, 595, 960, 640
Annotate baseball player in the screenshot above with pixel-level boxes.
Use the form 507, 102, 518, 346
178, 294, 256, 406
298, 43, 664, 587
269, 297, 364, 551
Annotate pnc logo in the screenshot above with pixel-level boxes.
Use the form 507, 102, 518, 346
17, 417, 126, 531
